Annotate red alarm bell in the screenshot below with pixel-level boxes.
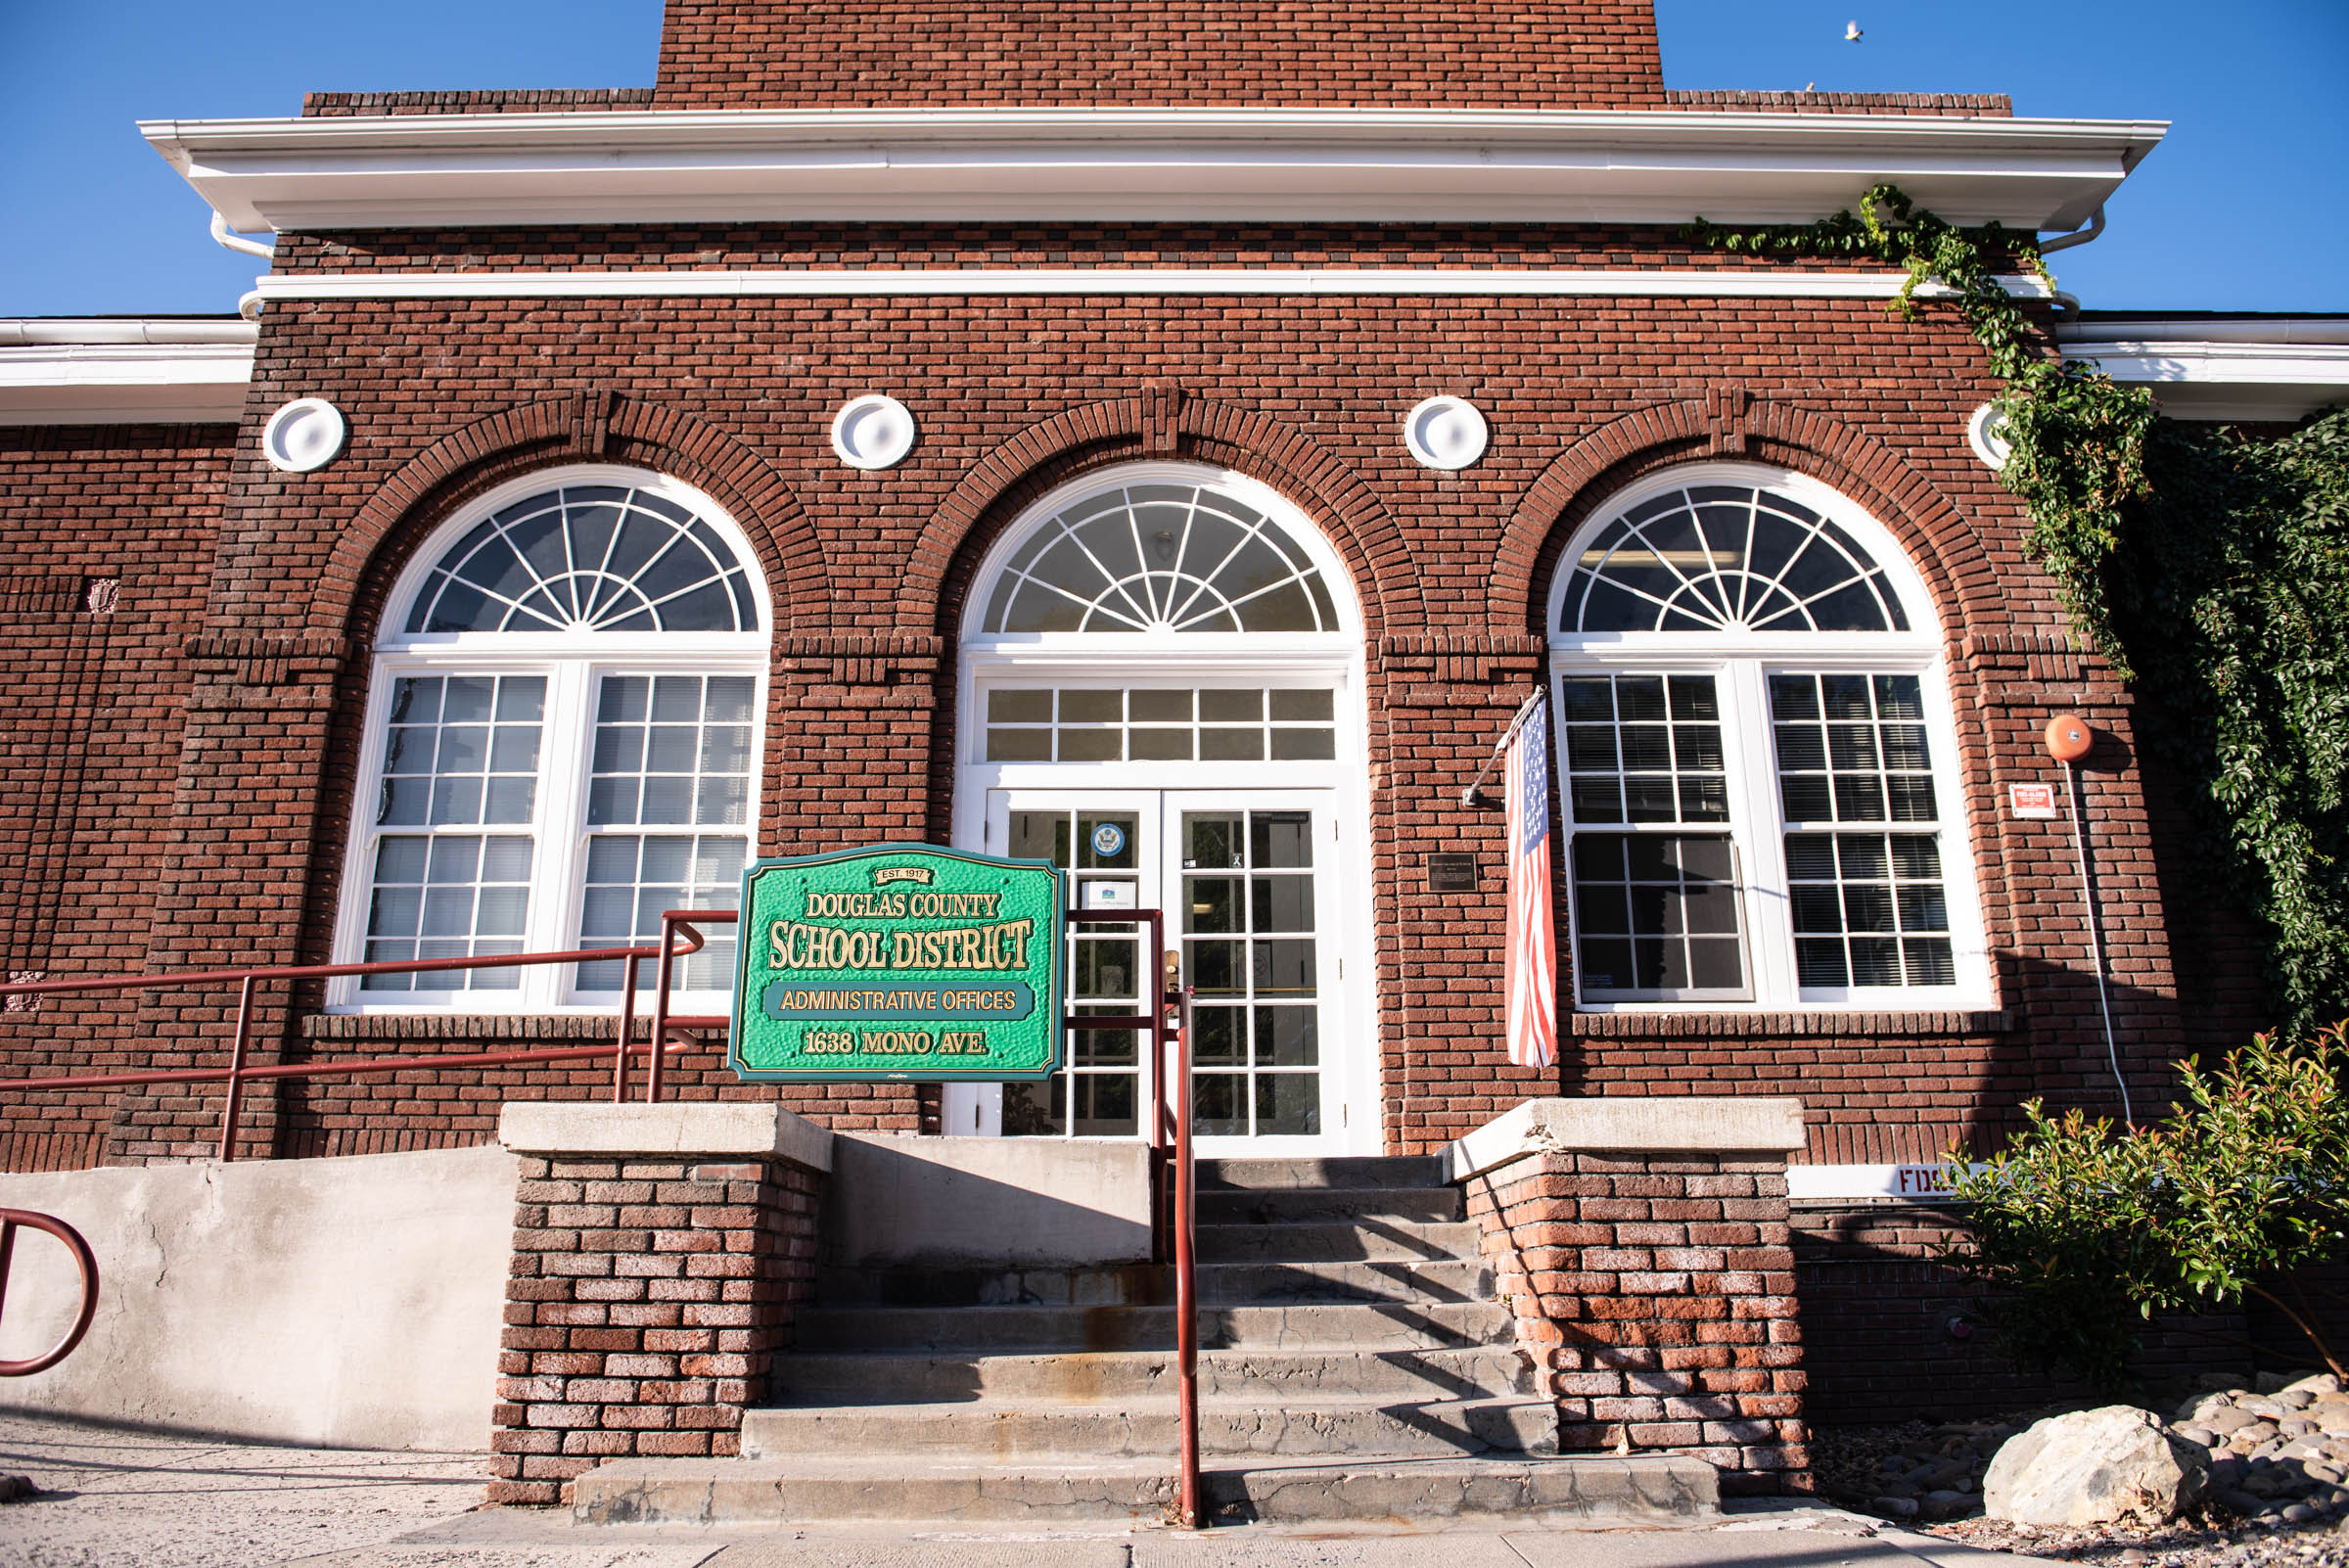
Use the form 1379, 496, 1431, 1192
2044, 713, 2093, 763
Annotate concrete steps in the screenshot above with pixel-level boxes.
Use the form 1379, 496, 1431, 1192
793, 1299, 1516, 1352
568, 1152, 1718, 1528
573, 1453, 1719, 1527
740, 1394, 1562, 1459
773, 1346, 1538, 1403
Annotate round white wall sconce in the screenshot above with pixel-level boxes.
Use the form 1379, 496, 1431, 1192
1403, 395, 1489, 471
1966, 402, 2013, 472
830, 394, 916, 471
260, 397, 347, 474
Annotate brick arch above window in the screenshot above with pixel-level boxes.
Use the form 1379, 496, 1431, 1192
899, 392, 1425, 639
311, 394, 827, 642
1490, 397, 1993, 648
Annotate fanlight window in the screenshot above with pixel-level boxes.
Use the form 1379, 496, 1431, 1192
981, 482, 1341, 634
1560, 484, 1911, 635
404, 484, 760, 635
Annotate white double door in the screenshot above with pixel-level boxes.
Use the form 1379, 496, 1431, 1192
944, 788, 1367, 1155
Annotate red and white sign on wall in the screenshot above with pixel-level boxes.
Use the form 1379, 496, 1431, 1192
2007, 782, 2059, 819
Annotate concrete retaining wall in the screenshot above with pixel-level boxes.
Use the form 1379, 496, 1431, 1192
0, 1143, 516, 1451
822, 1134, 1152, 1268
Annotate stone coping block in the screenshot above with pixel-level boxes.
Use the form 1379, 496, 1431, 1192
1442, 1095, 1806, 1183
496, 1101, 833, 1172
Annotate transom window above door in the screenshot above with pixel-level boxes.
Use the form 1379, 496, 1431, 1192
331, 466, 769, 1013
1546, 464, 1990, 1012
964, 465, 1358, 649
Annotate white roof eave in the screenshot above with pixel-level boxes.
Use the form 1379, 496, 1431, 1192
140, 107, 2168, 234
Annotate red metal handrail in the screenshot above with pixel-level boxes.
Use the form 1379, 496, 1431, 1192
0, 1209, 99, 1377
0, 913, 737, 1161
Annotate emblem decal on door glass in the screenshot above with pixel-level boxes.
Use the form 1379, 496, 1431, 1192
1089, 822, 1127, 857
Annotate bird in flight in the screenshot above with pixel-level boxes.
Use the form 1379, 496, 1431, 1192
1845, 20, 1864, 40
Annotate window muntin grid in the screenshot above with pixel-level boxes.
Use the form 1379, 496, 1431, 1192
362, 834, 534, 992
1769, 673, 1936, 826
403, 484, 760, 635
1569, 833, 1747, 999
984, 687, 1337, 763
1557, 673, 1727, 825
362, 673, 546, 993
1184, 810, 1320, 1138
1001, 809, 1145, 1138
375, 674, 545, 829
1770, 672, 1955, 990
574, 673, 756, 992
981, 482, 1342, 634
1560, 484, 1912, 635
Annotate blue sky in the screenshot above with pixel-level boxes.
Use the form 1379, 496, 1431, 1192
1, 0, 2342, 317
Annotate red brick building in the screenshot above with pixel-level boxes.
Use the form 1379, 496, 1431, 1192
4, 0, 2345, 1433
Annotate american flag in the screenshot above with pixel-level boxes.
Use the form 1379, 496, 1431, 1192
1503, 696, 1558, 1072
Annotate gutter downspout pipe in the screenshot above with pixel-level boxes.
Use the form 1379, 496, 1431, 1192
2039, 204, 2106, 255
209, 209, 275, 259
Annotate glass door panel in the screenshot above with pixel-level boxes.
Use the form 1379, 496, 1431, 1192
1181, 807, 1325, 1140
995, 800, 1153, 1139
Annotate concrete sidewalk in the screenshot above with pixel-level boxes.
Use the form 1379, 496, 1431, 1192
0, 1415, 2048, 1568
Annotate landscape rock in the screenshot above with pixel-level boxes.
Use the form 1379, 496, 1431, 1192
1985, 1406, 2210, 1528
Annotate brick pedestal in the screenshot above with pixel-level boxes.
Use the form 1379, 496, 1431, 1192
489, 1103, 832, 1506
1447, 1097, 1810, 1495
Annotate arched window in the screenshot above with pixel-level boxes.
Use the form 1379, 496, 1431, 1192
978, 478, 1344, 635
331, 468, 768, 1011
1546, 465, 1987, 1010
949, 463, 1374, 1150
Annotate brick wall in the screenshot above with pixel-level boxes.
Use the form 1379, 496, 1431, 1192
650, 0, 1666, 111
0, 422, 234, 1170
491, 1149, 823, 1504
1462, 1147, 1807, 1492
0, 218, 2241, 1169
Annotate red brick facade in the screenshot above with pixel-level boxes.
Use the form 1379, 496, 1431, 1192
649, 0, 1666, 111
492, 1149, 823, 1504
0, 0, 2246, 1451
1464, 1149, 1807, 1493
0, 228, 2206, 1164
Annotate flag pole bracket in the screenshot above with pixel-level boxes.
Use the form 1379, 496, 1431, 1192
1460, 689, 1547, 808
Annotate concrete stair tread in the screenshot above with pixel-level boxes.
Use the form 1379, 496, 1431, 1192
740, 1394, 1561, 1459
793, 1301, 1514, 1352
1198, 1186, 1466, 1223
1194, 1157, 1446, 1191
753, 1393, 1549, 1412
571, 1452, 1720, 1526
1193, 1220, 1484, 1263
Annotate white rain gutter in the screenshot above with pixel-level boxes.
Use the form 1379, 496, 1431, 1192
141, 106, 2168, 234
0, 318, 255, 425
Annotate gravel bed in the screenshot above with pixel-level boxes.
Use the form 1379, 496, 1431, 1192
1812, 1374, 2349, 1568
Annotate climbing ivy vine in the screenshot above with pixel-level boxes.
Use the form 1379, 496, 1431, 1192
1692, 187, 2349, 1034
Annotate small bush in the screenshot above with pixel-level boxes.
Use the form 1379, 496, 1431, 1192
1947, 1023, 2349, 1391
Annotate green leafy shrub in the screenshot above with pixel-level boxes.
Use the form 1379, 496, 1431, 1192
1946, 1024, 2349, 1390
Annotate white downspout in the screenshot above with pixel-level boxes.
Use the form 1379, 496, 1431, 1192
209, 209, 275, 259
2039, 205, 2106, 255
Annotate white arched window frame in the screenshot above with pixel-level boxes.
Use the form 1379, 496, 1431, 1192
1545, 462, 1992, 1012
328, 465, 771, 1014
951, 462, 1379, 1150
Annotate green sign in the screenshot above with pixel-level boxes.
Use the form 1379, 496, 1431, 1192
728, 845, 1066, 1083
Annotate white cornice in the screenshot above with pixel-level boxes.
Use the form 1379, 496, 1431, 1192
2057, 319, 2349, 421
239, 266, 2054, 314
0, 324, 253, 425
2058, 334, 2349, 422
140, 107, 2166, 233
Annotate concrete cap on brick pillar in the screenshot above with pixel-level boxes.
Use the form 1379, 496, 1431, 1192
496, 1102, 833, 1173
1442, 1095, 1806, 1183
